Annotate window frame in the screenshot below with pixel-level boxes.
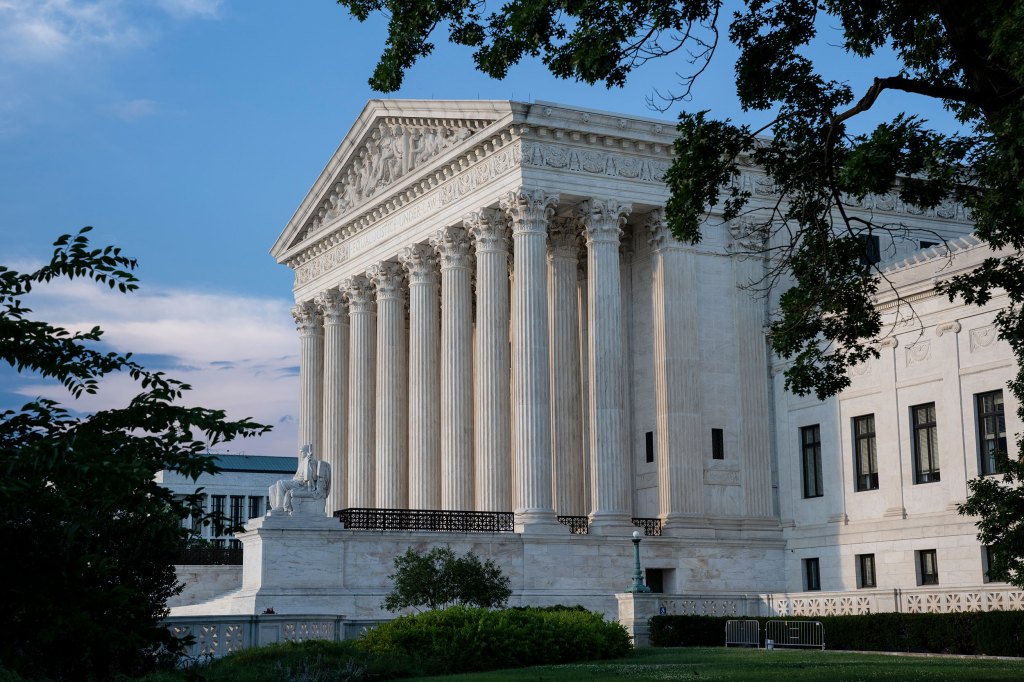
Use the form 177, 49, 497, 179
711, 428, 724, 460
911, 403, 940, 484
853, 414, 879, 492
857, 553, 876, 589
918, 549, 939, 586
644, 431, 654, 464
976, 390, 1007, 477
804, 557, 821, 591
801, 425, 824, 499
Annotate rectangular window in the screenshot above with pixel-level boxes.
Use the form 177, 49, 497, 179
857, 554, 876, 588
853, 414, 879, 492
712, 428, 724, 460
801, 425, 823, 498
984, 546, 1005, 583
229, 495, 245, 528
859, 234, 881, 266
645, 431, 654, 464
977, 390, 1007, 476
918, 549, 939, 585
804, 558, 821, 591
912, 403, 940, 484
211, 495, 226, 536
248, 496, 263, 520
645, 568, 664, 593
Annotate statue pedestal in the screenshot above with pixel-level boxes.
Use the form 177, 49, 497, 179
616, 592, 660, 647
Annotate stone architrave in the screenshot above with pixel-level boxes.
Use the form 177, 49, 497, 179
501, 189, 560, 531
547, 216, 586, 516
315, 288, 349, 514
342, 275, 376, 508
647, 210, 704, 522
581, 198, 633, 533
400, 243, 442, 509
368, 261, 409, 509
430, 226, 475, 510
292, 301, 324, 456
466, 208, 513, 512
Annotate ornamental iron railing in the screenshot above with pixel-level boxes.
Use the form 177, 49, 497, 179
334, 508, 515, 533
632, 517, 663, 536
557, 515, 590, 534
175, 547, 243, 565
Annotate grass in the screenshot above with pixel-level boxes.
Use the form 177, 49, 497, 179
411, 647, 1024, 681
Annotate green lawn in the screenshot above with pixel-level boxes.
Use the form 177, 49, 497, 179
412, 647, 1024, 681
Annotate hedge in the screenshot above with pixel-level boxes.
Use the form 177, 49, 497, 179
359, 604, 631, 675
649, 612, 1024, 657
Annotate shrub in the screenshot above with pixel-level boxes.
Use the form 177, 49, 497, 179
359, 605, 631, 675
649, 611, 1024, 657
383, 547, 512, 611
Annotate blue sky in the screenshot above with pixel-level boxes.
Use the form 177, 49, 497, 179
0, 1, 963, 456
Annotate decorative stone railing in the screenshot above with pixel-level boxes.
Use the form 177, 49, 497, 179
334, 507, 515, 532
164, 614, 345, 659
765, 585, 1024, 617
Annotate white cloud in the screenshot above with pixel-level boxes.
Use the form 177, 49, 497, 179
105, 97, 158, 121
155, 0, 222, 19
11, 278, 300, 456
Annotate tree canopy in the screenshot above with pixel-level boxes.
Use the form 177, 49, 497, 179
384, 546, 512, 611
0, 229, 270, 680
337, 0, 1024, 585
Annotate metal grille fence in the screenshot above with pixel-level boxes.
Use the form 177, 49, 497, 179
724, 619, 760, 647
334, 508, 514, 533
765, 620, 825, 649
557, 515, 590, 534
632, 517, 663, 536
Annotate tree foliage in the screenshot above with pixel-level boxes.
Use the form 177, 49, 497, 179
383, 547, 512, 612
0, 228, 270, 680
338, 1, 1024, 585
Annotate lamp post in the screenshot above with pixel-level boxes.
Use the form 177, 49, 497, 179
627, 530, 651, 593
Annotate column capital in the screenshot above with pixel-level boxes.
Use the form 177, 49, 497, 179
368, 261, 407, 301
645, 208, 675, 251
400, 243, 439, 284
465, 208, 510, 252
430, 226, 473, 270
501, 189, 558, 235
314, 288, 347, 325
548, 216, 583, 260
341, 275, 375, 314
580, 198, 631, 245
291, 300, 322, 337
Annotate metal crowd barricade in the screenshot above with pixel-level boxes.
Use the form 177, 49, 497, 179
724, 619, 760, 647
765, 620, 826, 650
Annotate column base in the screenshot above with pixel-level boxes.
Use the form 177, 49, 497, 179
514, 509, 563, 535
658, 513, 716, 539
587, 512, 635, 536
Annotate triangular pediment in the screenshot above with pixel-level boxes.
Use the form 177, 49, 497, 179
271, 100, 514, 262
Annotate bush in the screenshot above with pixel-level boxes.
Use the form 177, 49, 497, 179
359, 605, 631, 675
649, 611, 1024, 657
383, 547, 512, 611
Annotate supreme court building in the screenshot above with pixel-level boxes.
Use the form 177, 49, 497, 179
174, 100, 1022, 626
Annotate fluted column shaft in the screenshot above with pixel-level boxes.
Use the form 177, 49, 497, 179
577, 254, 592, 515
582, 198, 632, 531
343, 276, 376, 508
501, 189, 559, 529
316, 289, 349, 515
369, 262, 408, 509
548, 218, 586, 516
467, 209, 512, 511
292, 301, 324, 455
648, 212, 704, 520
431, 227, 474, 510
401, 244, 442, 509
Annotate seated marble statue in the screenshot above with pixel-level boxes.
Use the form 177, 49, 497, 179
269, 444, 331, 514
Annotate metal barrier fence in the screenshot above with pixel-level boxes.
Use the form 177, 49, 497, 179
765, 620, 825, 650
334, 508, 515, 532
725, 619, 760, 647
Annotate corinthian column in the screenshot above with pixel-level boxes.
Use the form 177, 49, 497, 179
647, 210, 704, 524
315, 288, 348, 515
401, 244, 442, 509
342, 275, 376, 508
430, 227, 474, 510
467, 208, 512, 512
547, 217, 585, 516
501, 189, 559, 531
581, 198, 633, 533
292, 301, 324, 456
369, 261, 408, 509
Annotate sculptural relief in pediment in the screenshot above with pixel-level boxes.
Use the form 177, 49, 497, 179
292, 120, 485, 248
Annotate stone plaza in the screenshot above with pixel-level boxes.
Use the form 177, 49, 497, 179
170, 100, 1023, 647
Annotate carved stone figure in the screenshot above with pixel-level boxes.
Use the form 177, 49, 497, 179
269, 443, 332, 515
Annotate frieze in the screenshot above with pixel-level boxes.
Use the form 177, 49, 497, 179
520, 141, 670, 183
969, 324, 999, 352
294, 143, 522, 286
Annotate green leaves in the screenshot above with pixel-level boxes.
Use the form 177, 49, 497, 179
383, 546, 512, 612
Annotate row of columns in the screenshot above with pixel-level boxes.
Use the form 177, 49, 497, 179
293, 188, 738, 532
